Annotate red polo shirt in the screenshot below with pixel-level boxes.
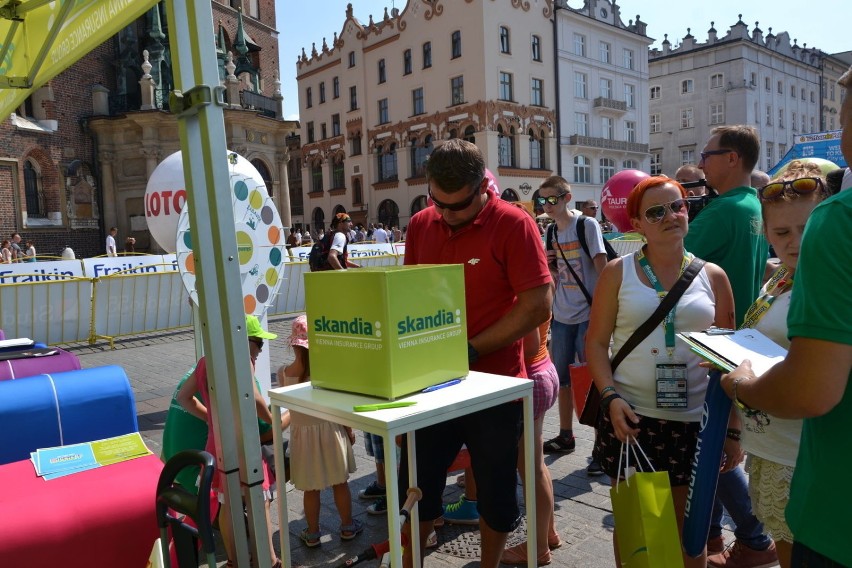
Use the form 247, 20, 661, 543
404, 191, 551, 377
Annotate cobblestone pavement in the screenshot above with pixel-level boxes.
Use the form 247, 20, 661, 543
64, 316, 747, 567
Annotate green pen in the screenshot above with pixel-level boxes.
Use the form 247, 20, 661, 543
353, 401, 417, 412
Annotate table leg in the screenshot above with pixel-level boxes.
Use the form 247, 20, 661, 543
384, 437, 403, 568
407, 431, 421, 568
272, 403, 291, 568
523, 393, 536, 568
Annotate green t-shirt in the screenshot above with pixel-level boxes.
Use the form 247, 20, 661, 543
161, 366, 272, 493
684, 186, 769, 326
785, 189, 852, 566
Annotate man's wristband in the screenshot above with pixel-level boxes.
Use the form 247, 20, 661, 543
600, 392, 622, 413
467, 342, 479, 365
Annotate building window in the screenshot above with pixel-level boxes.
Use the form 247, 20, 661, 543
23, 160, 43, 218
377, 143, 398, 182
311, 162, 323, 192
412, 87, 424, 115
319, 82, 326, 103
378, 59, 386, 83
531, 35, 541, 61
650, 85, 660, 99
531, 78, 543, 106
499, 72, 513, 101
600, 78, 612, 99
681, 149, 695, 165
332, 114, 340, 137
754, 101, 759, 124
602, 117, 614, 140
451, 75, 464, 105
766, 142, 774, 170
403, 49, 412, 75
710, 73, 723, 89
574, 72, 587, 99
350, 86, 358, 111
790, 84, 796, 98
624, 84, 635, 108
650, 151, 662, 175
811, 116, 815, 131
497, 125, 515, 167
710, 103, 724, 125
599, 158, 615, 183
623, 48, 634, 70
410, 135, 433, 178
353, 179, 363, 205
350, 132, 362, 156
765, 76, 770, 91
750, 72, 757, 86
529, 129, 543, 169
331, 157, 345, 189
305, 87, 312, 108
650, 113, 661, 133
801, 114, 806, 132
623, 159, 637, 170
600, 41, 611, 63
321, 123, 327, 140
575, 112, 588, 136
801, 87, 806, 100
348, 51, 355, 68
574, 34, 586, 57
779, 143, 787, 158
306, 121, 315, 143
766, 104, 772, 126
681, 79, 694, 94
499, 26, 510, 54
378, 98, 389, 124
333, 77, 339, 98
423, 41, 432, 68
625, 120, 636, 143
573, 155, 590, 184
451, 30, 462, 58
681, 108, 694, 129
779, 108, 785, 129
777, 80, 783, 94
810, 90, 815, 103
463, 125, 475, 143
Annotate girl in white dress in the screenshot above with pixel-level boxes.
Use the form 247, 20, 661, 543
278, 315, 362, 547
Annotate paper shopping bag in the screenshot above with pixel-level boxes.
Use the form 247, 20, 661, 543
570, 363, 593, 415
610, 471, 684, 568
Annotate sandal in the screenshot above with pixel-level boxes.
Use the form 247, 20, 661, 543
300, 527, 322, 548
542, 435, 575, 454
426, 530, 438, 549
548, 531, 563, 550
340, 518, 364, 541
500, 542, 552, 566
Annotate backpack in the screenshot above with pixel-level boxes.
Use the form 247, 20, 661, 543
546, 216, 618, 262
308, 232, 346, 271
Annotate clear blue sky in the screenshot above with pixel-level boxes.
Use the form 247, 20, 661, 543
277, 0, 850, 120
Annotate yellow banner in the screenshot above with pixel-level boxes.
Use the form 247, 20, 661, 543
0, 0, 158, 121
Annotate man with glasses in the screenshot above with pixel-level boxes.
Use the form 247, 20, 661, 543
581, 199, 600, 219
400, 139, 552, 568
688, 125, 777, 567
539, 176, 609, 477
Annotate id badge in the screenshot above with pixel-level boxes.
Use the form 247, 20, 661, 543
656, 363, 688, 408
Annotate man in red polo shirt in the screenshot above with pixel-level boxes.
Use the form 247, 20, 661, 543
400, 139, 552, 567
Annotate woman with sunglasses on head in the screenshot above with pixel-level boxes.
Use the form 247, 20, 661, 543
586, 176, 735, 568
715, 161, 828, 568
177, 315, 284, 568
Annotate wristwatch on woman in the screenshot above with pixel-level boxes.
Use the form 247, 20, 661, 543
600, 392, 622, 414
732, 376, 753, 412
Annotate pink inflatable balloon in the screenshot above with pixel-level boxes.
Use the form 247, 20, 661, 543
601, 169, 650, 232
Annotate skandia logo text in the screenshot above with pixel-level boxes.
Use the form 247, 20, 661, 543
314, 316, 375, 336
397, 309, 459, 336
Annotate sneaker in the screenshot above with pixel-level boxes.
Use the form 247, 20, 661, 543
425, 530, 438, 549
707, 540, 778, 568
367, 497, 387, 515
707, 535, 725, 555
358, 480, 386, 500
586, 460, 605, 476
441, 496, 479, 525
543, 435, 575, 454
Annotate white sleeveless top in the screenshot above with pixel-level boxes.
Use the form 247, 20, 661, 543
612, 253, 716, 422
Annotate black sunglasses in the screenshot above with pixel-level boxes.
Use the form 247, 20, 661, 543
428, 182, 481, 211
535, 194, 568, 206
699, 148, 734, 162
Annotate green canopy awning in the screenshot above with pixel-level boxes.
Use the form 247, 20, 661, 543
0, 0, 158, 120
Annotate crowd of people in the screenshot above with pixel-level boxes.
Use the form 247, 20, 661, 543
160, 66, 851, 568
286, 222, 405, 249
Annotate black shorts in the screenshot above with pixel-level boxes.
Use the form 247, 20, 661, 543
593, 411, 700, 487
398, 401, 522, 533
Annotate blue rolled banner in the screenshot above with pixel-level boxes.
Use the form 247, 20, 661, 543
682, 370, 731, 557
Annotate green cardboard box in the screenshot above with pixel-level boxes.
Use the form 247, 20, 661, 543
304, 265, 468, 399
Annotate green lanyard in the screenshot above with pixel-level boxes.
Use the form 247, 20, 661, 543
740, 265, 792, 330
637, 247, 691, 354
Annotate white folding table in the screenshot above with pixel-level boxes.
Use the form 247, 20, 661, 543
269, 371, 536, 568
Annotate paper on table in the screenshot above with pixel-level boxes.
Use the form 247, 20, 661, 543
678, 329, 787, 375
0, 338, 34, 349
